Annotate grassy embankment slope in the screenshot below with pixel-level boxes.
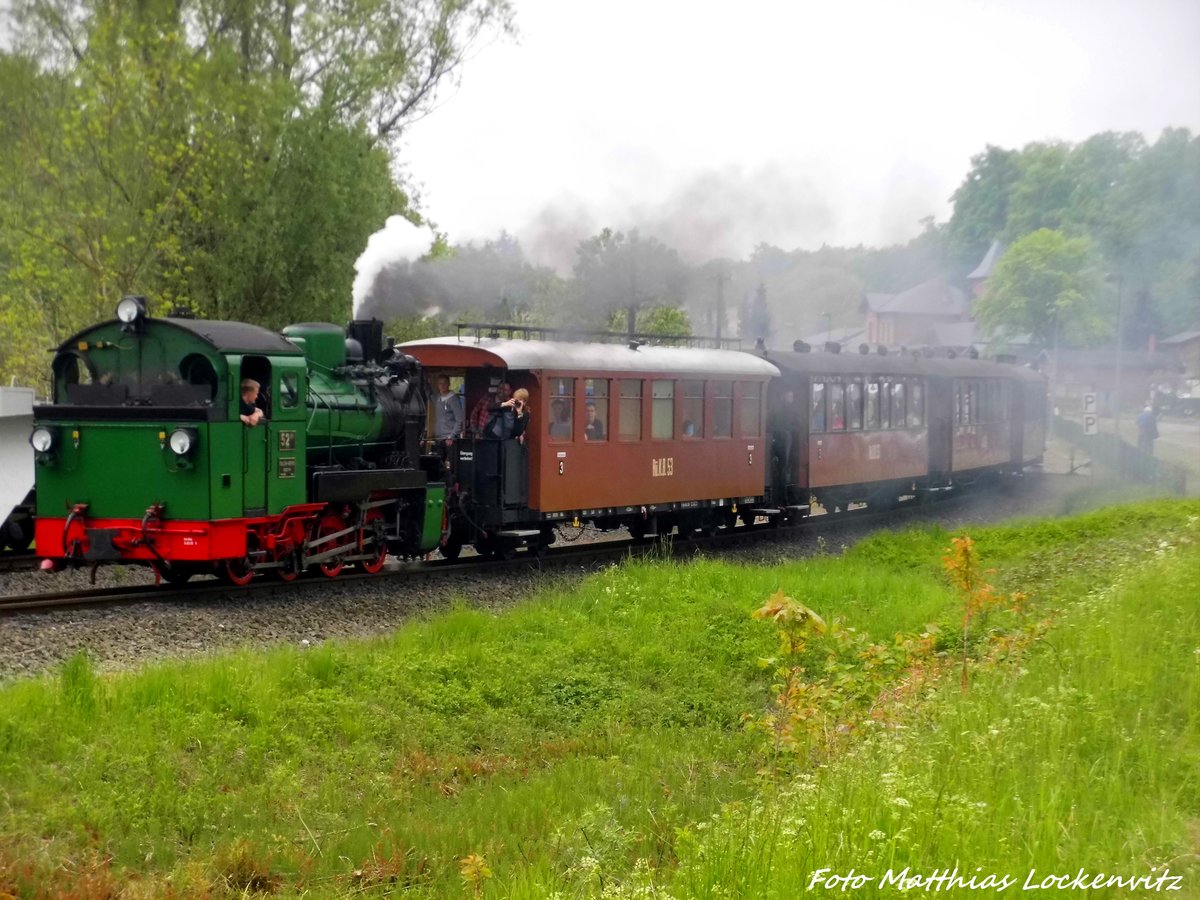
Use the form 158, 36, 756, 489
0, 498, 1197, 897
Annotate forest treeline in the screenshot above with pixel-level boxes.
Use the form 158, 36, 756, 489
1, 0, 1196, 389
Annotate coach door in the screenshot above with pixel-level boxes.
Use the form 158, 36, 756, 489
926, 375, 953, 484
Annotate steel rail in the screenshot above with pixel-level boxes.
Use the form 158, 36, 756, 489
0, 478, 1009, 616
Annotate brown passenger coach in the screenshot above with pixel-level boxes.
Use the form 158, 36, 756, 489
401, 337, 780, 556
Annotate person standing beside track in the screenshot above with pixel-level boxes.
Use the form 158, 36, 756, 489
1137, 405, 1159, 456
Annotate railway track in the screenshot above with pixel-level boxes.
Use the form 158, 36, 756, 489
0, 480, 1003, 616
0, 551, 37, 574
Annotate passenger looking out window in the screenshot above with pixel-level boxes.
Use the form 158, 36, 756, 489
584, 378, 608, 441
548, 377, 574, 441
584, 401, 605, 440
240, 379, 263, 427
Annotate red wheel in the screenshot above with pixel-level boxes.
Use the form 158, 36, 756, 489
221, 557, 255, 586
315, 513, 350, 578
272, 545, 300, 582
359, 511, 388, 575
153, 562, 194, 585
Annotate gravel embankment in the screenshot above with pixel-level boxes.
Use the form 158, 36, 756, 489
0, 473, 1157, 683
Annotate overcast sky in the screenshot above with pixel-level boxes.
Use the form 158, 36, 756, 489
369, 0, 1199, 278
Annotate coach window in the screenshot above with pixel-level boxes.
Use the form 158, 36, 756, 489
865, 381, 880, 430
584, 378, 608, 441
619, 379, 642, 441
880, 381, 892, 429
890, 380, 906, 429
810, 381, 826, 432
908, 379, 923, 427
713, 381, 733, 437
740, 381, 762, 436
970, 382, 981, 424
548, 377, 574, 442
827, 380, 845, 431
681, 380, 703, 438
847, 379, 863, 430
652, 380, 674, 440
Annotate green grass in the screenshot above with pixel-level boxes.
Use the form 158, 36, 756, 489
0, 499, 1197, 896
659, 515, 1200, 898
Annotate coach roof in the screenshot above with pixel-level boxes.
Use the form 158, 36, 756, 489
763, 349, 1043, 381
401, 337, 781, 378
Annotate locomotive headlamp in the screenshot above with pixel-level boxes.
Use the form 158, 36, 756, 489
30, 426, 56, 452
168, 428, 197, 456
115, 295, 147, 325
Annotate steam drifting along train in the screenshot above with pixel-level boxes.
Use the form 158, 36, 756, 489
30, 299, 1045, 581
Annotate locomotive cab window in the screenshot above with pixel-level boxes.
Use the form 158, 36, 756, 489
280, 372, 301, 409
179, 353, 218, 401
240, 356, 272, 419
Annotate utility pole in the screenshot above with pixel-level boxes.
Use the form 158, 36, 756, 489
715, 267, 726, 343
626, 244, 638, 338
1112, 274, 1124, 437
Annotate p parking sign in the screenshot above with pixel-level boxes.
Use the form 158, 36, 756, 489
1084, 414, 1098, 436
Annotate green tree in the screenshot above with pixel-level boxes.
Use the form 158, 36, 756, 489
0, 0, 513, 388
945, 145, 1021, 272
574, 228, 687, 334
975, 229, 1105, 347
606, 304, 692, 338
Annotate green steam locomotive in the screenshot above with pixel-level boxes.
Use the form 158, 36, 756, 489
32, 297, 443, 583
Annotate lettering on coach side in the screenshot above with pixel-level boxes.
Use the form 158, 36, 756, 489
652, 457, 674, 477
